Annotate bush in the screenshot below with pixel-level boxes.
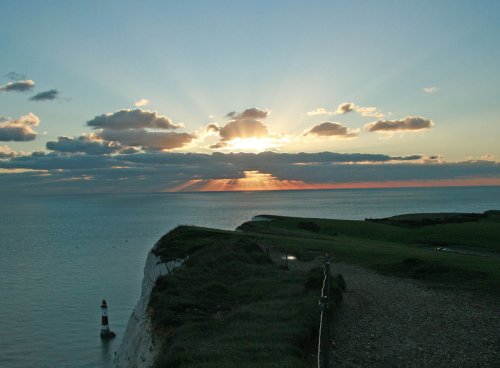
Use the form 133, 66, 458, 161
297, 221, 321, 233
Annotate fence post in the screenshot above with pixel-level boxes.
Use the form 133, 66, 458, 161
318, 253, 331, 368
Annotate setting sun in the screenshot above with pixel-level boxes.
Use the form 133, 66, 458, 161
225, 138, 278, 152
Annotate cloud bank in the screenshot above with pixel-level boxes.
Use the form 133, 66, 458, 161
0, 149, 498, 194
46, 135, 122, 155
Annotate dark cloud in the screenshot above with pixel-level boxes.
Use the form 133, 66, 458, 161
0, 80, 35, 92
83, 109, 196, 151
120, 147, 141, 155
4, 72, 26, 81
87, 109, 181, 130
209, 141, 227, 149
0, 151, 498, 194
0, 113, 40, 141
0, 145, 17, 158
238, 107, 269, 120
306, 122, 357, 137
30, 89, 59, 101
46, 135, 122, 155
206, 123, 220, 132
0, 152, 119, 170
99, 129, 195, 150
365, 116, 433, 132
336, 102, 356, 114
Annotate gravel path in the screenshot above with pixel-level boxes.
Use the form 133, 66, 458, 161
331, 263, 500, 368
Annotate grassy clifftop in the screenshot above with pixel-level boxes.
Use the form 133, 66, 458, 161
147, 210, 499, 367
238, 210, 500, 298
149, 226, 343, 368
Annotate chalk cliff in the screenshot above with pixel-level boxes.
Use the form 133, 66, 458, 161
114, 246, 184, 368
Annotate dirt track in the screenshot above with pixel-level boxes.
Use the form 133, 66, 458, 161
331, 263, 500, 368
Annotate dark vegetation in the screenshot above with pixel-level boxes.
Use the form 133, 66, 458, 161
366, 211, 496, 227
150, 226, 343, 368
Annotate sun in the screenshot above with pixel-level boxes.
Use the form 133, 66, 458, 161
225, 137, 277, 152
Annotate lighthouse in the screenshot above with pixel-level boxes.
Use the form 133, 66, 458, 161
100, 299, 116, 339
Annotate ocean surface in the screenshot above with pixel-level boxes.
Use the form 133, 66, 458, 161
1, 186, 499, 368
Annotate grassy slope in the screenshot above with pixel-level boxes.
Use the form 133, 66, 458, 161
149, 226, 343, 368
238, 211, 500, 300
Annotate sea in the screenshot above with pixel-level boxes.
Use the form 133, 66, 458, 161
1, 186, 499, 368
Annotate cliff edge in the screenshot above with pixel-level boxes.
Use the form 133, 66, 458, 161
114, 247, 184, 368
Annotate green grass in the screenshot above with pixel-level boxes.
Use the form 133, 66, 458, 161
237, 211, 500, 300
149, 226, 343, 368
147, 210, 499, 366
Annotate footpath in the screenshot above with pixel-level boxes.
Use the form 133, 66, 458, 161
331, 263, 499, 368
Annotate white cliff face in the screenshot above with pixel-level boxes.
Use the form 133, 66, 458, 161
114, 248, 184, 368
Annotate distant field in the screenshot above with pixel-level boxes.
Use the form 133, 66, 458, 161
238, 210, 500, 300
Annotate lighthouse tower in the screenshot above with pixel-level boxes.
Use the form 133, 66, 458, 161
100, 299, 116, 339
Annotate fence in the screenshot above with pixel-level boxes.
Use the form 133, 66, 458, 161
318, 254, 331, 368
263, 247, 333, 367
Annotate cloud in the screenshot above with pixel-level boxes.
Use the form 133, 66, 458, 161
306, 108, 331, 116
99, 129, 195, 150
134, 99, 149, 107
237, 107, 269, 120
0, 145, 17, 158
0, 151, 498, 194
46, 135, 123, 155
307, 102, 384, 119
210, 108, 271, 149
87, 109, 181, 130
10, 113, 40, 126
0, 80, 36, 92
0, 113, 40, 141
206, 123, 220, 133
422, 86, 438, 94
355, 106, 384, 118
4, 72, 26, 81
30, 89, 59, 101
219, 119, 268, 141
336, 102, 356, 114
85, 109, 195, 151
306, 122, 357, 138
365, 116, 434, 132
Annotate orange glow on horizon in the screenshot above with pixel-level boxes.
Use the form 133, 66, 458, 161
167, 170, 500, 192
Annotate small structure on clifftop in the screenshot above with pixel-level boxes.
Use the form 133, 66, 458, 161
100, 299, 116, 339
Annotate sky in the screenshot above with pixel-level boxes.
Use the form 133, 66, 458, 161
1, 0, 499, 193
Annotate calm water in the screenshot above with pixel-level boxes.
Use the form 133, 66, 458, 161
1, 187, 499, 368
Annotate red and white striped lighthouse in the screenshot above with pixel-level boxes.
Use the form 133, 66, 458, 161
100, 299, 116, 339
